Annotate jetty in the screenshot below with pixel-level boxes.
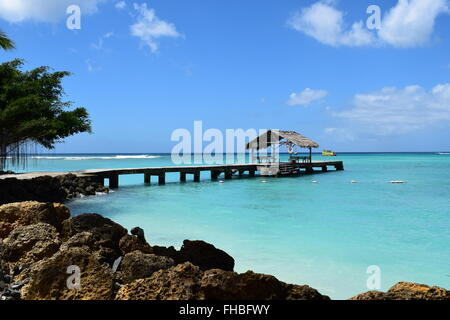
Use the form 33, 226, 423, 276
0, 130, 344, 189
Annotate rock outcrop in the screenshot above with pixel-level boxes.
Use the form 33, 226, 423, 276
119, 234, 152, 255
152, 240, 235, 272
199, 269, 327, 300
351, 282, 450, 300
116, 251, 174, 284
115, 262, 204, 300
0, 174, 108, 205
1, 223, 61, 272
22, 247, 115, 300
115, 262, 330, 300
61, 213, 127, 263
0, 201, 70, 238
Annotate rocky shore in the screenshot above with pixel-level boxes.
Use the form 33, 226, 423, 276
0, 201, 449, 300
0, 174, 108, 205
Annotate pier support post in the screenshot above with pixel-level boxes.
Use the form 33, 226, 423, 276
109, 175, 119, 189
144, 173, 151, 184
305, 167, 314, 174
158, 173, 166, 185
211, 170, 219, 181
321, 166, 328, 172
335, 163, 344, 171
238, 170, 244, 176
180, 172, 186, 182
224, 169, 233, 180
249, 169, 255, 177
193, 171, 200, 182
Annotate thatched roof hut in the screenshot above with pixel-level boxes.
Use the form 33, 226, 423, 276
245, 130, 319, 150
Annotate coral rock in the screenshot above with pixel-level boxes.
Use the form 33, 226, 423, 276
0, 201, 70, 238
117, 251, 174, 283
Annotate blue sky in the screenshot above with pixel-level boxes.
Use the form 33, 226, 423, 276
1, 0, 450, 152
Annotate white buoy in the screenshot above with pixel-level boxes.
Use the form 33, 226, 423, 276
261, 180, 267, 183
390, 181, 405, 184
312, 180, 318, 184
351, 180, 358, 184
219, 180, 224, 183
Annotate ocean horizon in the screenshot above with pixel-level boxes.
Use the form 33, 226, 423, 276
5, 152, 450, 299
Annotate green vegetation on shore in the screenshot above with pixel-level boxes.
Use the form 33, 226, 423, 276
0, 56, 92, 170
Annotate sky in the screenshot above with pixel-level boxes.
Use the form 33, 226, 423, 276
0, 0, 450, 153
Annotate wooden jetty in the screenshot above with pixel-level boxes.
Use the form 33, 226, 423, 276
76, 161, 344, 189
0, 130, 344, 189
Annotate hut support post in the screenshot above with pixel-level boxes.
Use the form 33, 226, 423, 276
309, 147, 312, 163
180, 172, 186, 182
144, 173, 151, 184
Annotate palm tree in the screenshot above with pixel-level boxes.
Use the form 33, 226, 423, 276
0, 30, 15, 50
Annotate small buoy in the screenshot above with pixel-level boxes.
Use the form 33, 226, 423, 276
261, 180, 267, 183
218, 180, 224, 183
312, 180, 318, 184
351, 180, 358, 184
390, 181, 405, 184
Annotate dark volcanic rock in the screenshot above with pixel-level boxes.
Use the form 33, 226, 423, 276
0, 174, 108, 205
0, 201, 70, 238
153, 240, 235, 272
178, 240, 234, 271
61, 214, 127, 263
350, 282, 450, 300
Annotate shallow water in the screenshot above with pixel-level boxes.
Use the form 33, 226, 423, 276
8, 153, 450, 299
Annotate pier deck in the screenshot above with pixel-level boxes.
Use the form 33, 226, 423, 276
0, 161, 344, 189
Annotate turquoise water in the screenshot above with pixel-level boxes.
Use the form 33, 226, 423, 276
7, 153, 450, 299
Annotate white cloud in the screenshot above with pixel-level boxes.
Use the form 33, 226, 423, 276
287, 88, 328, 106
91, 31, 114, 50
0, 0, 105, 22
379, 0, 449, 47
86, 59, 102, 72
287, 1, 374, 47
130, 3, 181, 52
288, 0, 449, 48
334, 84, 450, 135
115, 1, 126, 10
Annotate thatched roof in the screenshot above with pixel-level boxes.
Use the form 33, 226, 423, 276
245, 130, 319, 150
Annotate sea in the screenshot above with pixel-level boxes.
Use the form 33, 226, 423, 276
6, 153, 450, 299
